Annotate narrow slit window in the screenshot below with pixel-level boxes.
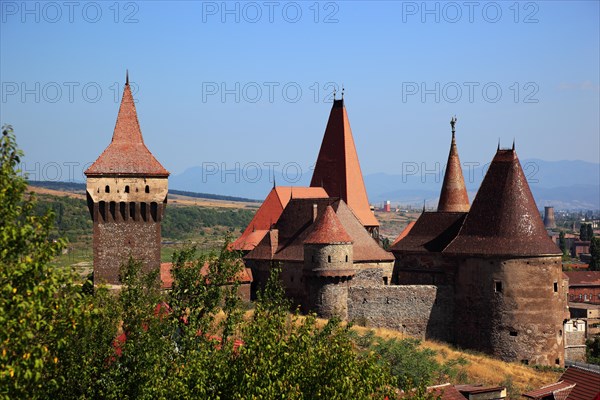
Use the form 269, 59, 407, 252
553, 282, 558, 292
328, 255, 331, 263
495, 281, 503, 293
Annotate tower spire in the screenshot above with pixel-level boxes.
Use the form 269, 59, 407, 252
126, 69, 129, 86
310, 96, 379, 229
437, 116, 470, 212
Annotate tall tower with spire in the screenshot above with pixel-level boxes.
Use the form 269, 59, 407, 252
310, 96, 379, 235
85, 73, 169, 286
437, 117, 469, 212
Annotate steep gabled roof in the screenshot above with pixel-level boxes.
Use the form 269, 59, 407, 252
245, 198, 393, 263
438, 118, 469, 212
231, 186, 328, 251
390, 212, 466, 253
445, 147, 561, 257
310, 98, 379, 228
85, 75, 169, 177
305, 205, 352, 244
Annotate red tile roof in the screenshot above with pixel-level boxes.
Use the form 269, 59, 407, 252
246, 198, 393, 263
427, 384, 467, 400
85, 77, 169, 177
564, 271, 600, 287
438, 125, 470, 212
445, 148, 561, 257
392, 221, 416, 246
231, 186, 328, 251
523, 381, 576, 399
305, 205, 352, 244
560, 366, 600, 400
310, 99, 379, 228
160, 261, 252, 289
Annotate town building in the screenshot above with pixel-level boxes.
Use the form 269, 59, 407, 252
565, 271, 600, 304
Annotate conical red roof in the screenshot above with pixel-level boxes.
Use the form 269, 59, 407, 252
445, 148, 560, 256
438, 123, 469, 212
310, 99, 379, 228
85, 77, 169, 177
305, 205, 352, 244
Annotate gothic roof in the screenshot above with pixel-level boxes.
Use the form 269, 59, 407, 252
390, 212, 467, 253
310, 98, 379, 228
305, 205, 352, 244
438, 120, 470, 212
231, 186, 328, 251
245, 198, 393, 263
444, 148, 561, 257
85, 75, 169, 177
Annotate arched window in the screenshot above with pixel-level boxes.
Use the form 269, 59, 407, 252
125, 185, 130, 193
105, 185, 110, 193
145, 185, 150, 193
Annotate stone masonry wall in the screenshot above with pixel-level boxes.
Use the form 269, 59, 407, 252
93, 220, 161, 285
347, 284, 454, 341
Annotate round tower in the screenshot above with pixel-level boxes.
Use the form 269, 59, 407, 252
303, 205, 355, 319
544, 206, 557, 229
445, 147, 566, 366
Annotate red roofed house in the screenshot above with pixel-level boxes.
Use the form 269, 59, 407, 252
85, 73, 169, 286
565, 271, 600, 304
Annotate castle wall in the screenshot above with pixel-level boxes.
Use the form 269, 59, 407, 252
393, 253, 457, 286
356, 261, 394, 285
93, 220, 161, 285
347, 281, 454, 341
454, 256, 566, 366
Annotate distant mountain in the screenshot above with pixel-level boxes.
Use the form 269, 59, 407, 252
171, 159, 599, 210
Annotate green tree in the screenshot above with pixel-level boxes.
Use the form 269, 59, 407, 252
589, 237, 600, 271
580, 223, 593, 241
586, 336, 600, 365
559, 231, 569, 259
0, 125, 84, 397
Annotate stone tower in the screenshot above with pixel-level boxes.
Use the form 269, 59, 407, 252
445, 145, 566, 366
544, 206, 557, 229
310, 96, 379, 235
85, 73, 169, 286
303, 205, 356, 319
438, 117, 470, 212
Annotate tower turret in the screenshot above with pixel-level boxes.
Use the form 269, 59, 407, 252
446, 146, 565, 366
85, 73, 169, 286
437, 117, 470, 212
303, 205, 355, 319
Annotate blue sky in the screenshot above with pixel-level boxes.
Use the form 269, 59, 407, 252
1, 0, 599, 183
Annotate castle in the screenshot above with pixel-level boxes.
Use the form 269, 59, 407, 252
87, 76, 567, 366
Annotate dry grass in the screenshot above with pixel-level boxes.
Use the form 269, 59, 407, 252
348, 324, 561, 395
